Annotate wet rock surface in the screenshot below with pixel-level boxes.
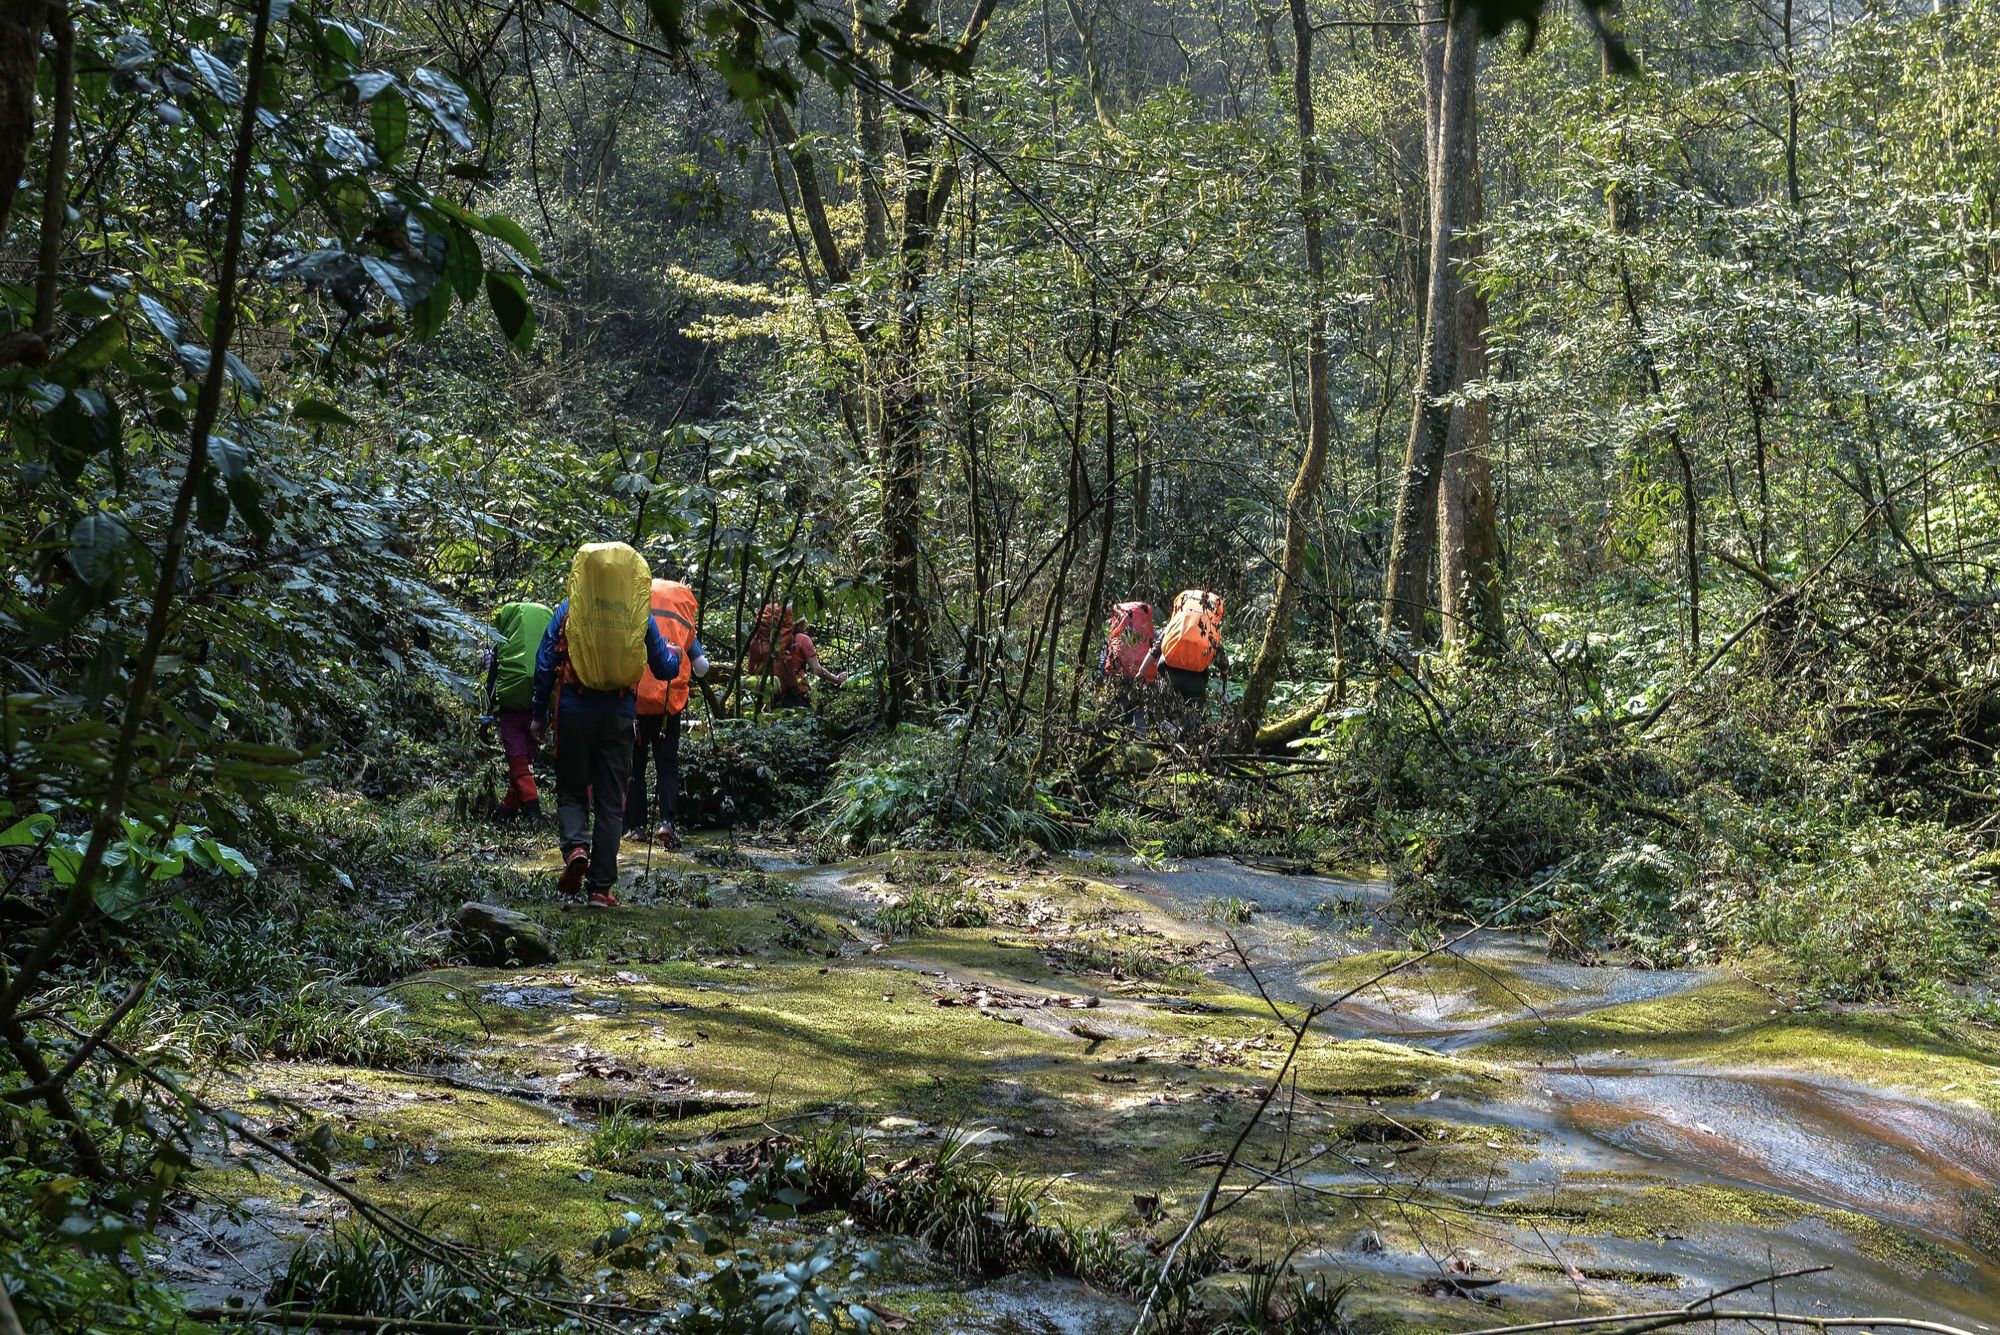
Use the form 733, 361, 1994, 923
199, 847, 2000, 1331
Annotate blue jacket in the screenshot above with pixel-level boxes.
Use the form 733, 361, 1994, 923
532, 599, 681, 721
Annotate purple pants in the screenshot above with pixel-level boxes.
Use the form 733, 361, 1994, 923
496, 710, 538, 808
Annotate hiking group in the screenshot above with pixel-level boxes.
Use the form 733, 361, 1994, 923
1100, 589, 1229, 707
482, 544, 1214, 907
480, 540, 842, 908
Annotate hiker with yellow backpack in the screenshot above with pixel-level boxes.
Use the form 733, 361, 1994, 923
530, 543, 682, 908
625, 578, 710, 851
1139, 589, 1229, 705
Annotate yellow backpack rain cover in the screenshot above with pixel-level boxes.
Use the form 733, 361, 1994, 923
564, 542, 652, 691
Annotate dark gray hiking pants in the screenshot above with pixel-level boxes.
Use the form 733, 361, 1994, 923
555, 710, 634, 891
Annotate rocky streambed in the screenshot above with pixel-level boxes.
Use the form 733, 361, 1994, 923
168, 845, 2000, 1331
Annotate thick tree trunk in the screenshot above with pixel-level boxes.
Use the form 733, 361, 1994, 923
1240, 0, 1333, 730
1381, 0, 1476, 644
0, 0, 45, 231
1436, 81, 1502, 655
879, 353, 933, 721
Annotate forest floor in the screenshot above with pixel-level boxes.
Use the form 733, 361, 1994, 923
157, 830, 2000, 1332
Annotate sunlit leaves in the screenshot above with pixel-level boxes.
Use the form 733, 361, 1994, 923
479, 213, 540, 265
187, 47, 241, 105
408, 68, 474, 149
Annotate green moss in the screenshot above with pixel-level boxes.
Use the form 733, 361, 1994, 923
1307, 950, 1568, 1021
1486, 980, 2000, 1112
1584, 1182, 1954, 1273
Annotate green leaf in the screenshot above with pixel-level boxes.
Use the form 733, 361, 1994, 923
484, 269, 533, 351
479, 213, 540, 264
370, 89, 409, 162
0, 812, 55, 848
292, 397, 356, 425
446, 223, 482, 302
411, 274, 451, 341
361, 255, 420, 307
409, 68, 474, 149
189, 48, 242, 105
68, 512, 131, 587
195, 472, 230, 535
49, 316, 124, 381
136, 294, 182, 344
192, 835, 255, 878
227, 467, 271, 540
94, 858, 152, 920
349, 70, 397, 100
646, 0, 687, 40
207, 435, 250, 479
46, 387, 120, 480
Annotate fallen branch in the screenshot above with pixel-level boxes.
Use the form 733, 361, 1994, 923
3, 973, 151, 1104
1252, 685, 1338, 751
1534, 773, 1689, 831
1455, 1309, 1979, 1335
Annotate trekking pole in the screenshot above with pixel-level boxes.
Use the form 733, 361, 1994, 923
643, 814, 656, 889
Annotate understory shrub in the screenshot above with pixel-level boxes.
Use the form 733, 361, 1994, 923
678, 713, 843, 828
808, 724, 1072, 852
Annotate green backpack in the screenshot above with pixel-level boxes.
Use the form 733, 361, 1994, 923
492, 601, 554, 712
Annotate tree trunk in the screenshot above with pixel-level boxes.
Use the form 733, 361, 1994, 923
1240, 0, 1333, 729
1381, 0, 1476, 644
1436, 78, 1502, 655
0, 0, 45, 232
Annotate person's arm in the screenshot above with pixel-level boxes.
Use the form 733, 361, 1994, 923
1214, 644, 1230, 680
646, 616, 682, 682
531, 603, 564, 735
804, 640, 846, 684
1138, 640, 1164, 686
688, 639, 711, 679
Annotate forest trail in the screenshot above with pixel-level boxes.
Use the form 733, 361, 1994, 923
166, 843, 2000, 1332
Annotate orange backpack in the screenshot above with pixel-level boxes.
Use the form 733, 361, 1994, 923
635, 579, 699, 716
1159, 589, 1224, 672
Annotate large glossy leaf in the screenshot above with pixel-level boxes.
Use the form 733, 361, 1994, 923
189, 48, 242, 105
409, 68, 474, 149
49, 317, 125, 383
293, 397, 357, 425
479, 213, 541, 264
68, 512, 131, 587
484, 269, 533, 350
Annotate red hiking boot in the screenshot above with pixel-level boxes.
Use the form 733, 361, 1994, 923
557, 848, 589, 900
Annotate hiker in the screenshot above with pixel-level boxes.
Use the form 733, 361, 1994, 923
530, 542, 681, 908
1100, 601, 1159, 687
625, 577, 710, 850
747, 604, 847, 710
1139, 589, 1228, 705
484, 600, 554, 821
777, 617, 847, 709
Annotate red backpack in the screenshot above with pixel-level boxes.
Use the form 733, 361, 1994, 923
1102, 601, 1157, 682
745, 604, 796, 679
